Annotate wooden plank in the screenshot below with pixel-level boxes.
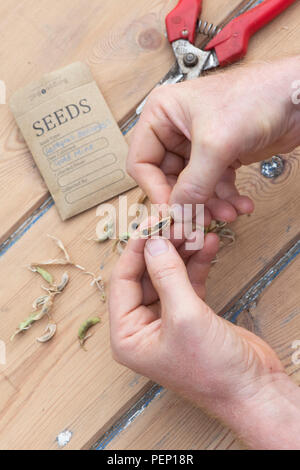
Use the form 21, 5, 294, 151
0, 0, 242, 244
104, 252, 300, 450
0, 0, 299, 451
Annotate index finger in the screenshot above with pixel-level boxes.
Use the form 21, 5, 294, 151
109, 237, 146, 327
127, 116, 172, 205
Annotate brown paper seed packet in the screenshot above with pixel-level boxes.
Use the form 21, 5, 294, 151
10, 62, 136, 220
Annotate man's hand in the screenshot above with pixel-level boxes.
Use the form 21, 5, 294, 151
127, 56, 300, 223
109, 232, 300, 449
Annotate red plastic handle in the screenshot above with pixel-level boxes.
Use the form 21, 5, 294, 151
166, 0, 202, 44
205, 0, 296, 66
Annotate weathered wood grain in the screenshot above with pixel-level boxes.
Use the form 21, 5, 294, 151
0, 0, 299, 451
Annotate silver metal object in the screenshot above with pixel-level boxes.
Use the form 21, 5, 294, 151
203, 50, 219, 71
172, 39, 217, 80
198, 20, 221, 38
261, 156, 284, 179
183, 52, 199, 67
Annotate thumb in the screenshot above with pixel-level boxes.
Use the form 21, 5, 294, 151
170, 136, 229, 206
144, 238, 198, 314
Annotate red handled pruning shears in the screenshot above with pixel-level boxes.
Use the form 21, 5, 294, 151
134, 0, 296, 116
166, 0, 296, 81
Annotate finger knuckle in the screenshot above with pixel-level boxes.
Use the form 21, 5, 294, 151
179, 178, 211, 202
153, 262, 181, 283
199, 129, 234, 159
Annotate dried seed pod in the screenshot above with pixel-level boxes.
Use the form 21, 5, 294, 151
36, 323, 57, 343
78, 317, 101, 349
57, 272, 69, 292
29, 266, 53, 284
139, 217, 172, 239
11, 311, 43, 341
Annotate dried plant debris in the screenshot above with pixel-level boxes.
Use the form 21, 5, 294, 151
78, 317, 101, 349
113, 233, 131, 255
29, 235, 106, 302
137, 192, 148, 205
206, 221, 236, 246
36, 323, 57, 343
139, 217, 172, 239
83, 272, 106, 302
11, 270, 69, 342
57, 272, 69, 292
13, 236, 107, 348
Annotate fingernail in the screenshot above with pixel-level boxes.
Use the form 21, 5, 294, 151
146, 238, 169, 257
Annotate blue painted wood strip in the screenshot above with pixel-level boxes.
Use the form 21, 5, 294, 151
224, 238, 300, 323
0, 197, 54, 257
93, 385, 163, 450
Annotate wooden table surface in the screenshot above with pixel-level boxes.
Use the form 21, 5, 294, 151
0, 0, 300, 450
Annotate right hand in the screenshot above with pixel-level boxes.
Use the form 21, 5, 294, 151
127, 56, 300, 222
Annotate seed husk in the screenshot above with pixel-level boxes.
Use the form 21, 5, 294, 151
36, 323, 57, 343
57, 272, 69, 292
32, 295, 49, 311
113, 233, 130, 255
